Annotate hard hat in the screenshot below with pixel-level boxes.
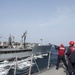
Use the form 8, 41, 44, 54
69, 41, 74, 45
60, 44, 64, 47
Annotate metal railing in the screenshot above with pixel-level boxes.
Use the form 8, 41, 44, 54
0, 52, 53, 75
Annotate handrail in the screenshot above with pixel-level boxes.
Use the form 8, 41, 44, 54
1, 52, 52, 75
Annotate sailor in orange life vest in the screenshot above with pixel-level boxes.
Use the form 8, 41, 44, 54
54, 44, 67, 70
66, 41, 75, 75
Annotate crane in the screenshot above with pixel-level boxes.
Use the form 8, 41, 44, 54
22, 30, 27, 48
8, 34, 15, 47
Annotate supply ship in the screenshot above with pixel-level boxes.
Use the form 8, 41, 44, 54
0, 31, 31, 61
0, 31, 52, 61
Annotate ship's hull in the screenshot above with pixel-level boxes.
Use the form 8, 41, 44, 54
0, 51, 32, 61
0, 48, 32, 61
32, 45, 52, 54
0, 45, 52, 61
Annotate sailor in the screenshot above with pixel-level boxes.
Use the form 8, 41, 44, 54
66, 41, 75, 75
54, 44, 67, 70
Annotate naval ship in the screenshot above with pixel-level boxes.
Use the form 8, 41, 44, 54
0, 45, 52, 62
0, 32, 52, 61
0, 31, 32, 61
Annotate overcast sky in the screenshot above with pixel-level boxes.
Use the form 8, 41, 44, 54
0, 0, 75, 46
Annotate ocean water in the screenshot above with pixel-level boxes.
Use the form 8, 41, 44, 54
7, 46, 69, 75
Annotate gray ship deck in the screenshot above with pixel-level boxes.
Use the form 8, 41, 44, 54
32, 65, 68, 75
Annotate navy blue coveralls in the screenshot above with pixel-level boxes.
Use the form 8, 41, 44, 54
66, 46, 75, 75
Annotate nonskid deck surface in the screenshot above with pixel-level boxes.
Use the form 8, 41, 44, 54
32, 65, 68, 75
